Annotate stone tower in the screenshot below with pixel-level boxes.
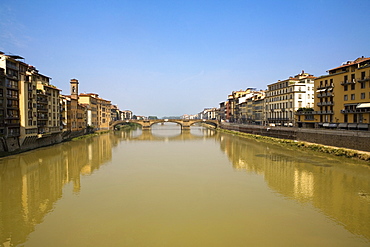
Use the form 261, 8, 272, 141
70, 79, 79, 100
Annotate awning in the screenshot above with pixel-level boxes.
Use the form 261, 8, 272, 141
316, 89, 326, 92
323, 123, 329, 127
357, 103, 370, 108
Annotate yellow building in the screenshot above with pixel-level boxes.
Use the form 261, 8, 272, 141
79, 93, 111, 130
36, 73, 61, 135
0, 53, 22, 141
19, 65, 39, 144
79, 93, 98, 129
298, 57, 370, 130
60, 79, 87, 133
96, 97, 111, 130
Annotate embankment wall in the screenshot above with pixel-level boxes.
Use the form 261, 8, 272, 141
0, 130, 86, 156
220, 123, 370, 152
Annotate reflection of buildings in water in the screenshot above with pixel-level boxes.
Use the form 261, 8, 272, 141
218, 133, 370, 240
0, 133, 115, 246
294, 169, 314, 199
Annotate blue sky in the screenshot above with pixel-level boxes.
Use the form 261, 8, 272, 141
1, 0, 369, 117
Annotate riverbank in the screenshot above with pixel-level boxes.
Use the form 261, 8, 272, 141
71, 130, 111, 141
217, 127, 370, 162
0, 130, 111, 158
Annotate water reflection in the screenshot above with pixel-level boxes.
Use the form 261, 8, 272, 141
0, 127, 369, 246
0, 134, 114, 246
115, 124, 216, 141
218, 133, 370, 240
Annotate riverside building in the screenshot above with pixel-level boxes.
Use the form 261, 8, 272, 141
0, 52, 22, 150
36, 72, 61, 135
297, 57, 370, 130
265, 71, 315, 126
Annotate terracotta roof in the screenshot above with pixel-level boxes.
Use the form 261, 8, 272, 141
328, 57, 370, 72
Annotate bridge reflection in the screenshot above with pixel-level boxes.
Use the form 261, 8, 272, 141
1, 129, 369, 245
111, 118, 219, 130
115, 126, 216, 141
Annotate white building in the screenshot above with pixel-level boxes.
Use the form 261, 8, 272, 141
265, 71, 315, 126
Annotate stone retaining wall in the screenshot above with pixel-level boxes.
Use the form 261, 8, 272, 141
221, 123, 370, 152
0, 130, 86, 156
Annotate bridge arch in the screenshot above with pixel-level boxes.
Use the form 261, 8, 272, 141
148, 119, 184, 128
188, 119, 219, 129
110, 119, 219, 130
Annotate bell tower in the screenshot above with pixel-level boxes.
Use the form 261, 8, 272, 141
70, 79, 79, 100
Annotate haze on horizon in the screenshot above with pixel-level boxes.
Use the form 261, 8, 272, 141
1, 0, 369, 118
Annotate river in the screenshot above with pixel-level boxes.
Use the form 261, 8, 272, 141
0, 123, 369, 246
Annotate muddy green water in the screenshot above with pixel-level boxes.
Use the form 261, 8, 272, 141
1, 124, 369, 247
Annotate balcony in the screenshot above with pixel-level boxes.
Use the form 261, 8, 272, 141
267, 118, 290, 121
316, 85, 334, 90
5, 115, 19, 119
341, 108, 370, 114
4, 122, 20, 128
6, 94, 18, 100
341, 79, 356, 85
358, 76, 370, 82
312, 110, 334, 115
38, 108, 48, 112
317, 101, 334, 106
6, 83, 18, 90
295, 111, 314, 115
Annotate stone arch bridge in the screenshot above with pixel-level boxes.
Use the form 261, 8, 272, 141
110, 119, 219, 130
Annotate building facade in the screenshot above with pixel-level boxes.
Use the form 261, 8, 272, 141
19, 65, 39, 144
0, 53, 22, 142
297, 57, 370, 130
36, 73, 61, 135
265, 71, 315, 126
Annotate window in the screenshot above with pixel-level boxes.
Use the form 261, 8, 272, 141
351, 94, 355, 100
361, 93, 365, 99
344, 85, 348, 91
351, 74, 355, 82
298, 94, 302, 99
305, 115, 314, 120
361, 82, 366, 89
344, 95, 348, 101
351, 84, 355, 90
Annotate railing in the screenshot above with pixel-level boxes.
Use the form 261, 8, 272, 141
318, 101, 334, 106
341, 109, 370, 113
341, 79, 356, 85
357, 76, 370, 82
6, 82, 18, 89
295, 111, 314, 115
267, 118, 289, 121
316, 85, 334, 90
